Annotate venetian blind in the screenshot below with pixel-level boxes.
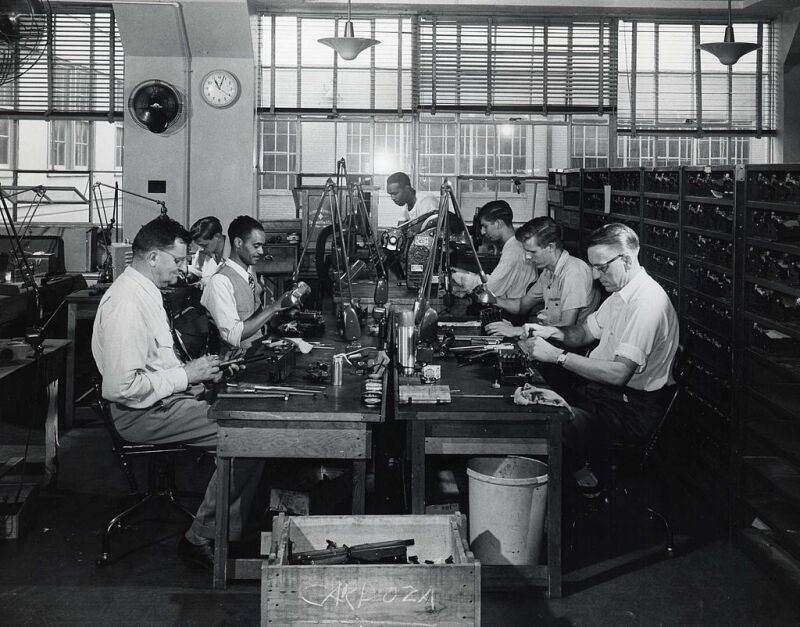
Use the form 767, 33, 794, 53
617, 20, 776, 135
417, 17, 617, 115
0, 4, 123, 119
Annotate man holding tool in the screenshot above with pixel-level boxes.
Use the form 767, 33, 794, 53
92, 216, 264, 569
187, 216, 226, 287
202, 215, 291, 352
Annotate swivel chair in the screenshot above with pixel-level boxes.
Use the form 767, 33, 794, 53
570, 345, 686, 557
92, 379, 197, 566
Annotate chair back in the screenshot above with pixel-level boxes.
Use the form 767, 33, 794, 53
640, 344, 686, 468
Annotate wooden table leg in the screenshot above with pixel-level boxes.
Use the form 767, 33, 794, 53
351, 459, 366, 514
213, 456, 232, 590
409, 420, 426, 514
547, 418, 563, 598
64, 303, 77, 428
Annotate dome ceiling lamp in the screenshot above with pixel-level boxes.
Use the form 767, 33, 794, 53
698, 0, 760, 66
318, 0, 379, 61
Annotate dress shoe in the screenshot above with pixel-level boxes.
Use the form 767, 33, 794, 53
178, 535, 214, 570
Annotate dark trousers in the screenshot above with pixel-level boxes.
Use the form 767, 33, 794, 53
541, 367, 673, 474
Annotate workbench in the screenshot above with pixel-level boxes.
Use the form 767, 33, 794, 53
210, 323, 386, 589
394, 357, 569, 598
0, 339, 71, 488
64, 288, 102, 428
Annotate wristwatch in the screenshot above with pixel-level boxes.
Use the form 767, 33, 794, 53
556, 350, 568, 367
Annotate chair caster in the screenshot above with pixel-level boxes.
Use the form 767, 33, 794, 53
96, 553, 110, 567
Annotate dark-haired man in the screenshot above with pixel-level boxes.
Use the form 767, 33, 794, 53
486, 217, 600, 338
201, 215, 288, 351
387, 171, 439, 223
450, 200, 537, 300
91, 216, 264, 569
187, 216, 226, 287
521, 223, 679, 494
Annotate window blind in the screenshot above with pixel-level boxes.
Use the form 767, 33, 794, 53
257, 14, 413, 114
0, 4, 123, 119
617, 20, 775, 135
417, 17, 616, 115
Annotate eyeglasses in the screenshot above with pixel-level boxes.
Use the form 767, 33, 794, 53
158, 249, 191, 268
590, 253, 626, 274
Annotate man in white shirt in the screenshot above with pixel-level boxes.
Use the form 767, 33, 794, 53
201, 216, 288, 351
521, 223, 679, 494
387, 171, 440, 223
91, 216, 264, 569
487, 216, 600, 337
187, 216, 226, 287
451, 200, 538, 300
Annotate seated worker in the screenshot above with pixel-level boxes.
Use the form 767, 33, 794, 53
450, 200, 537, 300
387, 171, 440, 223
202, 215, 289, 352
485, 217, 600, 338
187, 216, 226, 287
520, 223, 679, 495
91, 216, 264, 569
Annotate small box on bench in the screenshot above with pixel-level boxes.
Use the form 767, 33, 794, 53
261, 513, 480, 626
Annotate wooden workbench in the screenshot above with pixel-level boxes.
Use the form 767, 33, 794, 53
210, 321, 386, 589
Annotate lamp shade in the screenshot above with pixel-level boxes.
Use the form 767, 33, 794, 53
318, 20, 379, 61
699, 24, 760, 66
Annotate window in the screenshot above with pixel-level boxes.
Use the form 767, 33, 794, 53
373, 122, 411, 175
571, 124, 609, 168
655, 137, 693, 166
616, 135, 759, 167
259, 119, 297, 189
345, 122, 371, 174
617, 20, 775, 135
50, 120, 90, 170
460, 123, 527, 193
0, 119, 11, 167
418, 121, 456, 191
114, 123, 123, 170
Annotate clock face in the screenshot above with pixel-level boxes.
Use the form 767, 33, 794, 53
200, 70, 240, 108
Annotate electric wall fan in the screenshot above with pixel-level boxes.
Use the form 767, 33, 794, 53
128, 80, 184, 135
0, 0, 51, 87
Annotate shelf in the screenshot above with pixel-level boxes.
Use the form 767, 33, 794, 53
744, 347, 800, 382
562, 205, 581, 212
681, 344, 732, 378
685, 195, 734, 206
610, 189, 639, 197
583, 187, 604, 193
683, 255, 733, 275
643, 191, 679, 200
684, 225, 733, 240
747, 384, 800, 422
744, 237, 800, 256
647, 269, 677, 285
642, 243, 679, 256
610, 212, 640, 221
682, 285, 732, 308
745, 456, 800, 504
744, 276, 800, 299
643, 217, 679, 228
744, 312, 800, 341
748, 422, 800, 469
583, 208, 607, 216
747, 200, 800, 214
564, 187, 580, 192
682, 314, 733, 341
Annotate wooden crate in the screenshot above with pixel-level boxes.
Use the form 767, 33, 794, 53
262, 513, 480, 626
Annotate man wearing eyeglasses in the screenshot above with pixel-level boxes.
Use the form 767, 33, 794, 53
92, 216, 264, 569
202, 216, 289, 352
520, 223, 679, 496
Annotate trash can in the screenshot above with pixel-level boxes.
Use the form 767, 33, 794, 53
466, 456, 548, 565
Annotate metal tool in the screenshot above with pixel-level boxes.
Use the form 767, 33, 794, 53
227, 382, 323, 393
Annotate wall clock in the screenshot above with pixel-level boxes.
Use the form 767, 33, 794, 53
200, 70, 240, 109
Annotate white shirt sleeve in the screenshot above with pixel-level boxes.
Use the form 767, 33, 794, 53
201, 274, 244, 347
485, 241, 536, 299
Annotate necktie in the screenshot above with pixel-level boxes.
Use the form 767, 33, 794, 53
248, 274, 257, 305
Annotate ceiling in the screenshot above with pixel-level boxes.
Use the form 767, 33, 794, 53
248, 0, 800, 19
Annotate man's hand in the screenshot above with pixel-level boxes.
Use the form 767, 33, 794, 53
522, 322, 559, 339
485, 321, 523, 338
184, 354, 222, 384
536, 310, 553, 324
518, 336, 562, 363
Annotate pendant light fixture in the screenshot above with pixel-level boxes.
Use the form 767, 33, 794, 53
698, 0, 760, 66
318, 0, 379, 61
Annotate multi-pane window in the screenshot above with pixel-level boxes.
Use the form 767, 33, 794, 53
655, 137, 693, 166
114, 123, 123, 170
260, 119, 297, 189
617, 135, 755, 166
418, 121, 456, 191
460, 124, 527, 193
571, 125, 609, 168
345, 122, 371, 174
0, 120, 11, 167
373, 122, 411, 175
50, 120, 90, 170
